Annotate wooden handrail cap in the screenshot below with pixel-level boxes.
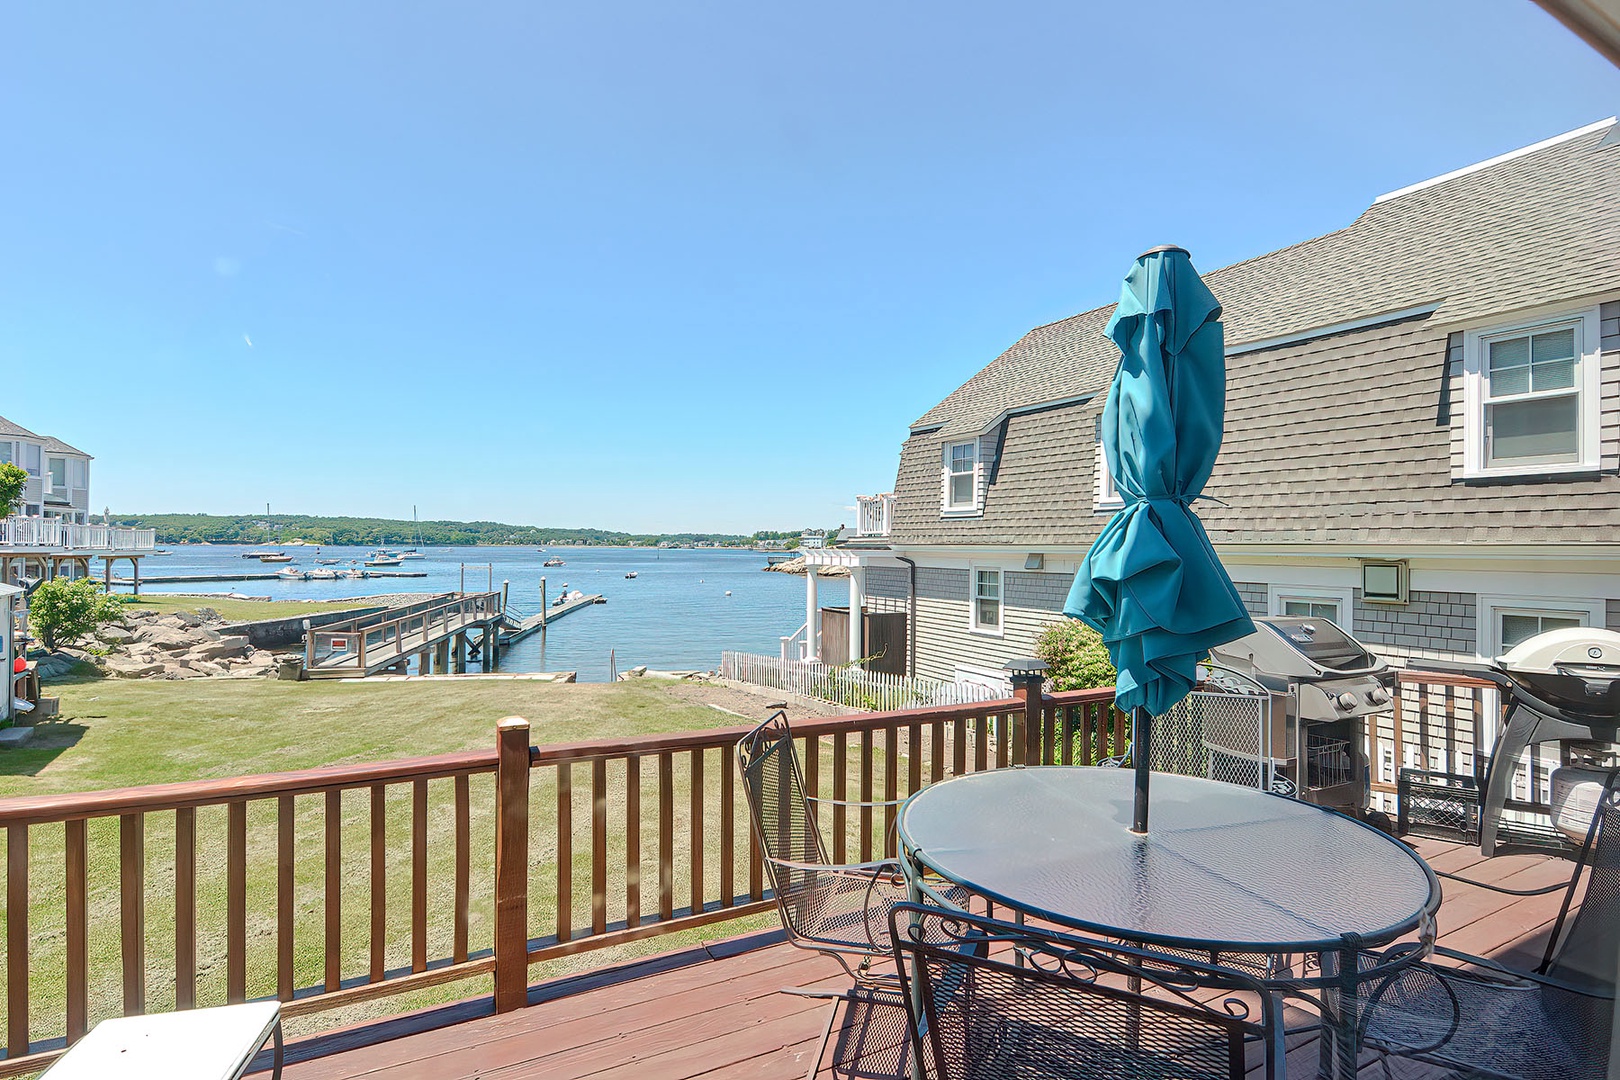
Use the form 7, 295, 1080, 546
497, 717, 530, 731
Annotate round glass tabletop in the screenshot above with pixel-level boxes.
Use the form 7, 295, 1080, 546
898, 766, 1438, 953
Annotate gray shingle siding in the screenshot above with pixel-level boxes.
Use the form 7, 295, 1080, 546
1353, 590, 1476, 661
1005, 571, 1070, 613
912, 595, 1063, 683
865, 566, 908, 600
892, 312, 1620, 547
916, 567, 969, 602
1234, 582, 1267, 618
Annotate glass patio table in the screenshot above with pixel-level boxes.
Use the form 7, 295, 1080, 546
896, 766, 1441, 1079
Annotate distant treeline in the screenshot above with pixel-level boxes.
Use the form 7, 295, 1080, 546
116, 514, 806, 548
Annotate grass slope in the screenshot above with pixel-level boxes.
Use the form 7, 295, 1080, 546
0, 677, 802, 1050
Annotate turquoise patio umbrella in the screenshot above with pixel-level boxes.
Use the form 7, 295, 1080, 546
1063, 246, 1255, 834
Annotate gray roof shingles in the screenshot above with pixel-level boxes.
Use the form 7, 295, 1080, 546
912, 123, 1620, 438
891, 124, 1620, 547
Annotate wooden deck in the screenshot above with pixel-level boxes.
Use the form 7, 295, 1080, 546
274, 836, 1581, 1080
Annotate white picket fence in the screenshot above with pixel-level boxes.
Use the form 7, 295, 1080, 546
721, 651, 1002, 711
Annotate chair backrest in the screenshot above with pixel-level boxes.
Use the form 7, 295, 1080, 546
890, 903, 1278, 1080
1543, 771, 1620, 993
736, 712, 830, 916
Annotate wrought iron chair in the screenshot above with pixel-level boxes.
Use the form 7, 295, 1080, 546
1360, 770, 1618, 1080
738, 710, 962, 1078
890, 903, 1282, 1080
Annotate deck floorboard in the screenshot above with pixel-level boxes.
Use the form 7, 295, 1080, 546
277, 837, 1579, 1080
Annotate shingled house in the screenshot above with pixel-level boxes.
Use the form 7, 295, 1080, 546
800, 118, 1620, 692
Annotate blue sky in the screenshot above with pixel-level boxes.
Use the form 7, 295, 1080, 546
1, 2, 1614, 533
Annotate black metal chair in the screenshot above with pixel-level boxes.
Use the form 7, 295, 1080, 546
1360, 770, 1618, 1080
738, 710, 952, 1078
890, 903, 1282, 1080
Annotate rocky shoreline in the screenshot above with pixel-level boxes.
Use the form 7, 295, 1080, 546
762, 556, 849, 577
46, 607, 283, 680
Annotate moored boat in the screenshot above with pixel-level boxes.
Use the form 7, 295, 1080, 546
543, 557, 565, 567
259, 554, 293, 563
275, 567, 307, 580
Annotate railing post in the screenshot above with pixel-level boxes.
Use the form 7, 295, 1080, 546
1004, 659, 1049, 766
303, 619, 313, 669
493, 717, 531, 1012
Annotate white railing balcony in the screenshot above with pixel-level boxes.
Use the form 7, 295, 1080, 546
0, 516, 156, 551
855, 493, 896, 538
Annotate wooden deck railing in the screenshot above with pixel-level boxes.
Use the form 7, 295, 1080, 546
0, 684, 1119, 1074
305, 592, 500, 670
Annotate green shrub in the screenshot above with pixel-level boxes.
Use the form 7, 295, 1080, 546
27, 578, 127, 650
1035, 619, 1116, 691
0, 463, 26, 514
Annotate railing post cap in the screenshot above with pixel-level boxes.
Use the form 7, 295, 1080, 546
497, 716, 530, 732
1003, 658, 1048, 678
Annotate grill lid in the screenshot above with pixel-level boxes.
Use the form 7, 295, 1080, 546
1497, 627, 1620, 676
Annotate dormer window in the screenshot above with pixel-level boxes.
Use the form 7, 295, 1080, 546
943, 440, 979, 513
1462, 306, 1601, 478
1094, 427, 1124, 511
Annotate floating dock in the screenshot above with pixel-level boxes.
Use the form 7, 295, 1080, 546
112, 570, 428, 585
500, 594, 603, 644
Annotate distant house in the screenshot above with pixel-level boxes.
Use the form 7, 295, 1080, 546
798, 119, 1620, 691
0, 414, 154, 588
0, 417, 92, 524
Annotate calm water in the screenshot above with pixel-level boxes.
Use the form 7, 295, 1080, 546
143, 545, 845, 681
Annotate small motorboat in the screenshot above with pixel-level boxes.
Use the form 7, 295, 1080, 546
365, 551, 404, 566
259, 554, 293, 563
399, 549, 425, 559
543, 557, 565, 567
244, 550, 282, 559
307, 568, 338, 580
339, 568, 366, 579
316, 559, 340, 565
275, 567, 307, 580
625, 571, 638, 579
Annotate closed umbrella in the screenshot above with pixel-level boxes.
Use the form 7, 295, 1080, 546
1064, 246, 1255, 834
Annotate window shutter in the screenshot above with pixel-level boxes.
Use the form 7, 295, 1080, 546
940, 467, 950, 511
973, 461, 985, 509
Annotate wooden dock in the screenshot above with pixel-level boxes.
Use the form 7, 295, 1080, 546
499, 593, 603, 644
304, 592, 505, 679
112, 570, 428, 585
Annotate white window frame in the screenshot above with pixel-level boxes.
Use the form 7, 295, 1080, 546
46, 457, 66, 492
20, 443, 39, 476
0, 442, 11, 466
1475, 593, 1603, 658
1461, 305, 1601, 478
1094, 441, 1124, 512
969, 565, 1004, 636
1266, 584, 1355, 627
943, 440, 980, 515
67, 458, 87, 489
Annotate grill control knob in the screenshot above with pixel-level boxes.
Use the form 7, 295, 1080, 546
1367, 686, 1391, 706
1335, 691, 1359, 711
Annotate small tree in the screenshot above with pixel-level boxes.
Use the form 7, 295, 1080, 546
0, 463, 27, 515
1034, 618, 1117, 691
27, 578, 127, 650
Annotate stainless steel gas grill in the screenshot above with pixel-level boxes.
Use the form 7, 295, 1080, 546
1430, 627, 1620, 856
1204, 617, 1394, 820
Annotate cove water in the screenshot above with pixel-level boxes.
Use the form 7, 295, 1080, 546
144, 545, 848, 682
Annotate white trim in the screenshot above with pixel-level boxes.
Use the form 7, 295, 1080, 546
1094, 441, 1124, 512
909, 394, 1096, 437
1374, 118, 1617, 204
1460, 305, 1601, 478
943, 439, 979, 515
968, 564, 1004, 637
1475, 593, 1605, 658
1266, 584, 1355, 624
1226, 302, 1443, 357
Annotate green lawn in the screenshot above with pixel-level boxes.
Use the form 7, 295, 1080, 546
116, 595, 391, 624
0, 676, 802, 1052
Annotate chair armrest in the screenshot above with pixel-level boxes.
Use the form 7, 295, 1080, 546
765, 855, 903, 876
806, 795, 906, 808
1424, 946, 1615, 999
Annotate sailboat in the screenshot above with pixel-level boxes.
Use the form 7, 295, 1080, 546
400, 506, 426, 558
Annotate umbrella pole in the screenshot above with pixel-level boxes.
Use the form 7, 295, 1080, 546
1131, 706, 1151, 834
